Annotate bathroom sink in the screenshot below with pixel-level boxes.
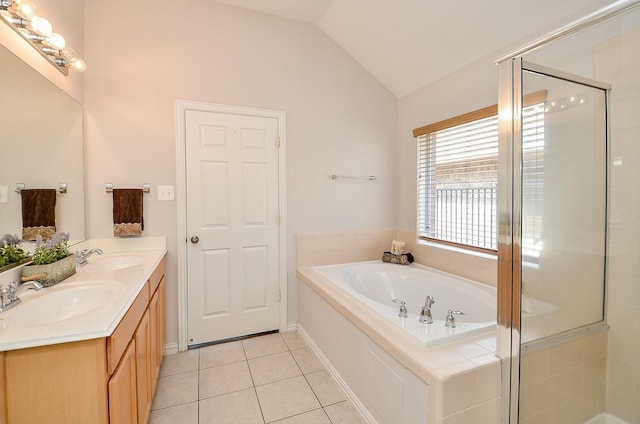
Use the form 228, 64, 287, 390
2, 281, 123, 328
84, 254, 144, 272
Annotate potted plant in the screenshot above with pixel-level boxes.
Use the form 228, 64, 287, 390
0, 234, 30, 273
21, 232, 76, 287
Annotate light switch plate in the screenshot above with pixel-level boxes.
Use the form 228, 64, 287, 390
0, 186, 8, 204
157, 185, 174, 201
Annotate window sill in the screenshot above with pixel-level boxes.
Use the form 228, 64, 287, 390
416, 238, 498, 261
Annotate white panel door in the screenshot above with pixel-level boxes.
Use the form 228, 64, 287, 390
186, 110, 280, 346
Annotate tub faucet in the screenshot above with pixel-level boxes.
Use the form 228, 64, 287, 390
392, 299, 408, 318
75, 248, 103, 266
419, 295, 435, 324
0, 281, 43, 313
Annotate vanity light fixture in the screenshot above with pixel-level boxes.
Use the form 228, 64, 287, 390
0, 0, 85, 75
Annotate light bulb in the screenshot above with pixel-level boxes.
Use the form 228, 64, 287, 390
69, 57, 86, 72
44, 32, 65, 49
16, 1, 36, 19
61, 46, 76, 60
29, 16, 52, 36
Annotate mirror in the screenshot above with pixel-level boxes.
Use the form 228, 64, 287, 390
0, 43, 85, 246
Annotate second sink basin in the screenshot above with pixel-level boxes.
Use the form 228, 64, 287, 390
84, 253, 144, 272
2, 281, 124, 328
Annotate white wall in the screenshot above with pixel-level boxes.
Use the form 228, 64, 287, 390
83, 0, 397, 347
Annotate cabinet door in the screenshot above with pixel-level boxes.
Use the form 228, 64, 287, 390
159, 278, 166, 357
149, 277, 166, 392
135, 309, 152, 424
0, 351, 7, 424
109, 340, 138, 424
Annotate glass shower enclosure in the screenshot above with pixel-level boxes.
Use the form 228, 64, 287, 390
498, 59, 610, 423
497, 2, 640, 422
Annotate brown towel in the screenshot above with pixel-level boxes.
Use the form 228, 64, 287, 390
21, 189, 57, 241
113, 188, 144, 237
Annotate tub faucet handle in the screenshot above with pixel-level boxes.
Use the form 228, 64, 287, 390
392, 299, 408, 318
445, 309, 464, 328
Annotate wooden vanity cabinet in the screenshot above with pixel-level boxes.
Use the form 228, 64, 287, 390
1, 256, 166, 424
109, 255, 166, 424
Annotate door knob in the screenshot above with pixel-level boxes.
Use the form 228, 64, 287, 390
190, 236, 199, 244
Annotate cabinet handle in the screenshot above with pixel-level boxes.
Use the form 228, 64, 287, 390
190, 236, 199, 244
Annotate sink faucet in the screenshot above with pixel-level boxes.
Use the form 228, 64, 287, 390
75, 248, 103, 266
419, 295, 435, 324
0, 281, 44, 313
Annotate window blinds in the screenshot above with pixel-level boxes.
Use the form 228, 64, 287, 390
416, 91, 547, 253
417, 115, 499, 251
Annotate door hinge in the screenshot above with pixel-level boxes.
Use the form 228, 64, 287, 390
276, 214, 281, 225
278, 289, 282, 302
275, 135, 281, 148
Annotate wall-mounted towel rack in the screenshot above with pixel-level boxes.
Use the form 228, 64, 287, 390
330, 174, 376, 181
105, 183, 151, 193
16, 182, 68, 194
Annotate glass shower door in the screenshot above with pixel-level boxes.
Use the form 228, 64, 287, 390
517, 64, 609, 423
498, 59, 610, 424
520, 65, 608, 341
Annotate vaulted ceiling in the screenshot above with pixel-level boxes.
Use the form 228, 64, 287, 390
216, 0, 616, 98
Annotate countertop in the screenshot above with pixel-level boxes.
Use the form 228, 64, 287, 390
0, 237, 167, 352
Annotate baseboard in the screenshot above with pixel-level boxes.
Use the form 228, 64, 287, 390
296, 323, 378, 424
286, 322, 297, 332
163, 342, 179, 356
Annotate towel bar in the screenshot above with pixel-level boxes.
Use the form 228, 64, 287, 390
15, 183, 68, 194
330, 174, 376, 181
105, 183, 151, 193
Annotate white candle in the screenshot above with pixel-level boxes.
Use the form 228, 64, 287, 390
391, 240, 405, 255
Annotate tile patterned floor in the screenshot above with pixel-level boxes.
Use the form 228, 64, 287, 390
150, 331, 365, 424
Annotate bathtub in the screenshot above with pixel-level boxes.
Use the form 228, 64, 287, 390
312, 261, 496, 347
297, 259, 503, 423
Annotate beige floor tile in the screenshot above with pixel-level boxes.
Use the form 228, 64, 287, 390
200, 340, 246, 369
249, 351, 302, 386
151, 371, 198, 410
149, 402, 198, 424
200, 361, 254, 399
199, 388, 264, 424
256, 376, 321, 423
305, 370, 346, 406
159, 349, 199, 377
291, 348, 324, 374
272, 408, 331, 424
281, 331, 308, 350
323, 401, 365, 424
243, 333, 289, 359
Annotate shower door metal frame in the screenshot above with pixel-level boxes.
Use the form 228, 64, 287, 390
497, 56, 523, 424
497, 57, 611, 423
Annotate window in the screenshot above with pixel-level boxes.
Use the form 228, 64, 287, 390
414, 92, 546, 254
521, 100, 546, 262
